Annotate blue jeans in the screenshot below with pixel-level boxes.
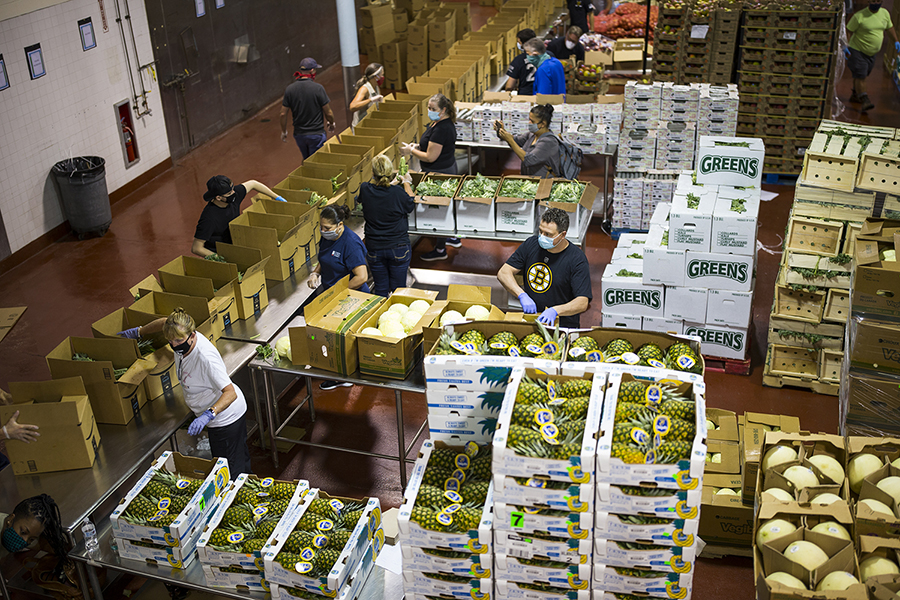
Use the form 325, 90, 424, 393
294, 132, 327, 159
367, 245, 411, 297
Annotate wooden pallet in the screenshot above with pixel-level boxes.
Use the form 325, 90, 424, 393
817, 119, 896, 139
762, 344, 840, 395
703, 353, 751, 375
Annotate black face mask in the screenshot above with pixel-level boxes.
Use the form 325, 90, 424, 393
171, 334, 193, 356
870, 3, 882, 11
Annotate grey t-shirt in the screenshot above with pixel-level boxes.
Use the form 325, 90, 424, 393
513, 132, 562, 178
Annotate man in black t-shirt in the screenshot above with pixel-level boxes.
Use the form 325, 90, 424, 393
498, 207, 592, 328
505, 29, 538, 95
280, 57, 336, 161
546, 26, 586, 64
192, 175, 284, 257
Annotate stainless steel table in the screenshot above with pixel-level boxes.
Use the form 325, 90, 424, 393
68, 517, 403, 600
250, 317, 428, 490
0, 338, 258, 600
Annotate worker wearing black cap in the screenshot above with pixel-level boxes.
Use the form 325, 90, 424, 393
280, 57, 337, 161
191, 175, 284, 258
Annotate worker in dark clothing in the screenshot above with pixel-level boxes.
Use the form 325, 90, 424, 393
280, 57, 337, 160
567, 0, 594, 36
546, 26, 585, 63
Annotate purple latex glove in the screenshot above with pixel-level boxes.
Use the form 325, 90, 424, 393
518, 293, 537, 314
537, 307, 558, 325
118, 327, 140, 339
188, 409, 215, 436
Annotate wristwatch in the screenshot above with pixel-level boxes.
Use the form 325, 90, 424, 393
208, 406, 217, 418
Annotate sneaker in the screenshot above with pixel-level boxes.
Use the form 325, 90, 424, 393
849, 92, 861, 103
861, 95, 875, 112
445, 237, 462, 248
319, 380, 352, 391
421, 249, 448, 261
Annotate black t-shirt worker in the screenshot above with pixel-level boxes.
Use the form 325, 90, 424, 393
280, 57, 336, 160
192, 175, 283, 258
546, 26, 586, 63
497, 207, 592, 328
505, 29, 538, 96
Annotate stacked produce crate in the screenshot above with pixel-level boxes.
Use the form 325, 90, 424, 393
709, 0, 741, 83
652, 0, 688, 83
735, 0, 841, 175
652, 0, 719, 84
763, 121, 899, 397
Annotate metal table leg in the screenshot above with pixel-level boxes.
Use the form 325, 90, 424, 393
601, 153, 612, 235
0, 570, 10, 600
305, 375, 316, 421
251, 368, 266, 451
85, 561, 104, 600
466, 146, 473, 175
264, 369, 280, 469
395, 389, 408, 490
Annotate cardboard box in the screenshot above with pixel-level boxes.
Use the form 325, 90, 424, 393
707, 286, 754, 329
355, 288, 439, 379
421, 284, 504, 351
537, 180, 599, 241
852, 235, 900, 320
454, 175, 500, 233
158, 256, 240, 330
684, 250, 755, 292
712, 192, 761, 256
127, 290, 219, 343
707, 408, 739, 442
845, 376, 900, 437
601, 311, 642, 330
670, 191, 716, 252
214, 243, 270, 320
696, 136, 765, 187
229, 211, 307, 282
495, 176, 541, 234
0, 378, 99, 475
665, 286, 709, 323
705, 440, 742, 474
642, 315, 684, 335
741, 413, 802, 504
642, 224, 686, 287
683, 322, 749, 360
849, 317, 900, 377
601, 263, 665, 318
46, 336, 150, 425
700, 474, 752, 546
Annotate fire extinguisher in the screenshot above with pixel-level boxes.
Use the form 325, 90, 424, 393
121, 118, 136, 162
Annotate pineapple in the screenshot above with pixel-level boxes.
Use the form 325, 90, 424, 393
552, 443, 581, 461
415, 484, 449, 509
341, 509, 364, 529
613, 421, 651, 444
313, 548, 342, 573
166, 495, 190, 516
659, 399, 696, 422
468, 454, 492, 481
487, 331, 518, 355
455, 507, 482, 531
285, 531, 317, 554
143, 480, 172, 501
223, 504, 256, 529
235, 485, 262, 507
296, 511, 329, 531
666, 343, 702, 374
458, 329, 486, 348
636, 343, 666, 364
557, 421, 584, 440
326, 529, 352, 550
558, 379, 592, 398
515, 377, 549, 404
520, 333, 544, 356
659, 417, 695, 441
605, 338, 634, 357
255, 519, 279, 541
275, 552, 305, 571
432, 331, 462, 356
459, 481, 490, 505
422, 466, 454, 487
507, 425, 551, 457
269, 482, 297, 501
410, 506, 445, 531
570, 335, 599, 352
267, 498, 292, 518
617, 380, 648, 404
657, 440, 693, 464
615, 402, 652, 422
241, 538, 268, 554
429, 447, 459, 471
536, 322, 564, 360
557, 396, 590, 421
209, 527, 251, 549
511, 402, 559, 428
122, 496, 158, 525
611, 443, 647, 464
172, 476, 203, 497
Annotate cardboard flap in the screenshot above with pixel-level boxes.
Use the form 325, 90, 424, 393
456, 195, 494, 205
128, 291, 212, 323
215, 242, 264, 269
91, 307, 130, 338
447, 284, 492, 303
416, 195, 452, 206
0, 393, 91, 428
304, 276, 351, 322
9, 377, 87, 404
392, 288, 439, 301
289, 325, 310, 366
0, 306, 26, 343
117, 357, 153, 386
130, 274, 163, 299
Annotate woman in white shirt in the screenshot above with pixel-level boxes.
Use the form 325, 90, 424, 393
349, 63, 384, 127
163, 308, 252, 477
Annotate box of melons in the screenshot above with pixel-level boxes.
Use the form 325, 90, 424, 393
756, 432, 848, 508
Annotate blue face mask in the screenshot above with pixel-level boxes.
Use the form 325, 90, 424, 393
538, 233, 558, 250
428, 110, 441, 121
2, 526, 27, 552
527, 123, 540, 134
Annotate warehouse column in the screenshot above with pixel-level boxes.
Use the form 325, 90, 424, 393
336, 0, 361, 126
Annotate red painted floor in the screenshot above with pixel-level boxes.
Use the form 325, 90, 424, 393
3, 2, 900, 598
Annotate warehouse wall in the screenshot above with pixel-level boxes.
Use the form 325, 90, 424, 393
0, 0, 170, 256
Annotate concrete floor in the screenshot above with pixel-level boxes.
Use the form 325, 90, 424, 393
3, 1, 900, 598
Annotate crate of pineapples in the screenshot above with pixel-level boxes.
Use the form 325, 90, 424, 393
596, 484, 701, 520
592, 565, 693, 598
424, 321, 565, 391
397, 440, 494, 554
401, 569, 493, 598
494, 553, 591, 590
494, 579, 591, 600
493, 528, 592, 566
110, 452, 230, 549
594, 538, 699, 573
270, 537, 378, 600
197, 474, 309, 576
561, 328, 705, 381
594, 511, 699, 548
400, 544, 493, 579
492, 368, 605, 484
493, 501, 593, 538
492, 474, 593, 513
596, 373, 708, 490
263, 489, 383, 595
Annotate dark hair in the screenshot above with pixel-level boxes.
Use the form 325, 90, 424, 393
13, 495, 67, 577
430, 93, 456, 123
542, 207, 569, 234
567, 25, 583, 37
524, 38, 546, 54
320, 204, 350, 225
530, 104, 554, 127
517, 28, 536, 43
355, 63, 383, 91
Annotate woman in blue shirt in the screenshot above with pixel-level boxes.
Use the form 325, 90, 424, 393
308, 204, 370, 295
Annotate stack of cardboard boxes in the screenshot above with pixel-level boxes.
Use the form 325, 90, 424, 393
360, 4, 397, 58
709, 0, 741, 84
653, 0, 722, 84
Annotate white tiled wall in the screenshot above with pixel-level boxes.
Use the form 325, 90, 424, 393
0, 0, 170, 253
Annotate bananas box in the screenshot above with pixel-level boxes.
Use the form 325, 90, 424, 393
561, 327, 705, 380
493, 529, 591, 565
596, 373, 708, 490
596, 483, 702, 519
494, 579, 591, 599
492, 474, 593, 513
110, 452, 230, 548
201, 564, 268, 593
263, 489, 383, 595
427, 409, 498, 444
493, 501, 593, 538
401, 569, 493, 597
494, 554, 591, 588
197, 474, 310, 568
116, 532, 201, 568
594, 511, 700, 547
270, 537, 378, 600
400, 544, 492, 577
594, 537, 699, 573
397, 440, 494, 553
592, 565, 693, 598
425, 387, 505, 419
492, 367, 605, 483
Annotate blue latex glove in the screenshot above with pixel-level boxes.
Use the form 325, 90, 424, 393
895, 41, 900, 53
518, 293, 537, 314
844, 46, 851, 59
275, 195, 287, 202
118, 327, 141, 339
537, 307, 558, 325
188, 409, 215, 436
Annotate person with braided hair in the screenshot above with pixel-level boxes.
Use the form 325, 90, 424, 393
2, 494, 81, 599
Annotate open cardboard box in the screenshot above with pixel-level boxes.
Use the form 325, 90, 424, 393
495, 175, 541, 235
707, 408, 739, 442
741, 412, 802, 504
855, 462, 900, 538
46, 336, 150, 425
127, 290, 219, 344
537, 179, 599, 241
91, 307, 178, 400
129, 275, 226, 341
274, 175, 338, 206
214, 243, 270, 320
706, 440, 741, 474
700, 473, 752, 547
229, 211, 307, 282
410, 171, 464, 232
289, 276, 384, 376
454, 174, 500, 233
355, 288, 440, 379
1, 377, 100, 475
322, 142, 376, 182
422, 283, 505, 350
158, 256, 240, 331
248, 195, 317, 234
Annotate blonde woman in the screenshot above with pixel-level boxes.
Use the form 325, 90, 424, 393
349, 63, 385, 127
357, 155, 415, 296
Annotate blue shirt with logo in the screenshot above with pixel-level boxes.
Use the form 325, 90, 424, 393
318, 228, 370, 293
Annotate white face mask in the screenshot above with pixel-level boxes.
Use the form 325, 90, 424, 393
565, 40, 576, 49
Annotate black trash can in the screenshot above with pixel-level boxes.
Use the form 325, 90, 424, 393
51, 156, 112, 239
